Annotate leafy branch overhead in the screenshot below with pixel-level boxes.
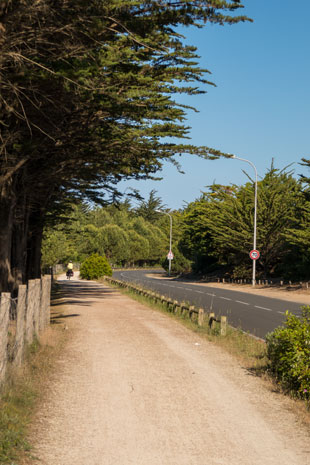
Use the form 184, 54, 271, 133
0, 0, 250, 291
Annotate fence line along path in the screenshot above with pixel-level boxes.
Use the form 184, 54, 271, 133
0, 275, 51, 386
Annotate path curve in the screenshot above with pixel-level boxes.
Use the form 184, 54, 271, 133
31, 276, 310, 465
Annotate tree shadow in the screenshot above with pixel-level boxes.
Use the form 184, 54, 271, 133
51, 280, 118, 307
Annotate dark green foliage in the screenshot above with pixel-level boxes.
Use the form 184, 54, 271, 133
0, 0, 250, 291
266, 307, 310, 400
42, 200, 171, 267
80, 253, 112, 280
161, 247, 192, 275
135, 190, 166, 223
179, 164, 309, 279
179, 195, 218, 273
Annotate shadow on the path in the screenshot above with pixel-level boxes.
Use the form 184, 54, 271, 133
50, 313, 80, 324
52, 279, 118, 308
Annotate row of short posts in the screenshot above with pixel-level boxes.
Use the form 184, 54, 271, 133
0, 275, 51, 387
105, 277, 227, 336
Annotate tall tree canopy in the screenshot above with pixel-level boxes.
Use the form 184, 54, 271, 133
0, 0, 250, 291
179, 165, 309, 279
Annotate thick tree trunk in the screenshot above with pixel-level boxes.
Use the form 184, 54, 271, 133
11, 197, 30, 288
26, 211, 44, 280
0, 184, 15, 292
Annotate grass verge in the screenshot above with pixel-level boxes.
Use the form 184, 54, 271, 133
0, 289, 68, 464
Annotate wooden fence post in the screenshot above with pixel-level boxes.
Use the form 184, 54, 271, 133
40, 275, 51, 330
189, 306, 195, 320
198, 308, 204, 327
220, 316, 227, 336
13, 285, 27, 367
33, 279, 41, 337
0, 293, 10, 385
45, 275, 51, 327
25, 280, 36, 344
209, 312, 215, 329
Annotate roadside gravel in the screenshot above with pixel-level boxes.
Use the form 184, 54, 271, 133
30, 275, 310, 465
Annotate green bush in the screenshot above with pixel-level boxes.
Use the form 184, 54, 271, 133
80, 253, 112, 280
266, 306, 310, 399
161, 248, 192, 275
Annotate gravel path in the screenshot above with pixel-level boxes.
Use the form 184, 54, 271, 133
31, 276, 310, 465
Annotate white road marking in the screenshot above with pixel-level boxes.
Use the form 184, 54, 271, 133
195, 290, 204, 294
277, 311, 286, 315
184, 288, 192, 291
220, 297, 232, 301
255, 305, 272, 312
236, 300, 250, 305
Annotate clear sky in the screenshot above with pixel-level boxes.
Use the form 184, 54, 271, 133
118, 0, 310, 210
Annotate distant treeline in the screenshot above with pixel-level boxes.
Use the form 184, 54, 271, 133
42, 163, 310, 281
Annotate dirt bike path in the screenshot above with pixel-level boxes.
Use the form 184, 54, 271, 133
31, 276, 310, 465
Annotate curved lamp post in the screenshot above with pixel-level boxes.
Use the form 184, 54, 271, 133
230, 155, 258, 287
155, 209, 173, 276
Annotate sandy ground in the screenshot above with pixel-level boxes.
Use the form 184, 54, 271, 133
30, 275, 310, 465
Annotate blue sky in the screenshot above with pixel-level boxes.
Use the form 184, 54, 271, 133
118, 0, 310, 210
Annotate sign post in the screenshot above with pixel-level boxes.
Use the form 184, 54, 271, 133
249, 249, 260, 261
167, 250, 174, 276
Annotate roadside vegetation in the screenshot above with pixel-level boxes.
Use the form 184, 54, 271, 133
0, 299, 68, 464
80, 253, 112, 280
266, 307, 310, 403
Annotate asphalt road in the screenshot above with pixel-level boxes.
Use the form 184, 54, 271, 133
113, 269, 308, 339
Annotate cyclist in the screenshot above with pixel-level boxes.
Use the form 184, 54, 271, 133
66, 260, 74, 279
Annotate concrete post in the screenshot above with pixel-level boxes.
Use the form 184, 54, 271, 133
0, 293, 10, 385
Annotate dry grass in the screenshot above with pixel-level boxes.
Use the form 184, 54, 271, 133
0, 295, 69, 465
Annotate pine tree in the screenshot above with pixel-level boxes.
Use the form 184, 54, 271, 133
0, 0, 250, 290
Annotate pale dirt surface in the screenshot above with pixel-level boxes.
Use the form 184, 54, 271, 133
146, 273, 310, 305
30, 274, 310, 465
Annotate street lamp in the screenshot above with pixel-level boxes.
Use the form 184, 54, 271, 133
230, 155, 258, 287
155, 209, 173, 276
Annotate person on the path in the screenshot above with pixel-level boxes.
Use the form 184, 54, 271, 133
66, 260, 74, 279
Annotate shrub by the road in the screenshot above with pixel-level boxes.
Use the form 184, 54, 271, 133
161, 248, 192, 275
266, 306, 310, 400
80, 253, 112, 280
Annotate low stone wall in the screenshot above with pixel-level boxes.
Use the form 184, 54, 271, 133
0, 275, 51, 386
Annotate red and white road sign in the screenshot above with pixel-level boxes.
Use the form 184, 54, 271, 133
167, 251, 174, 260
249, 249, 260, 260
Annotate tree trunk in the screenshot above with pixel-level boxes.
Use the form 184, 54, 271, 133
0, 183, 15, 292
11, 196, 30, 288
26, 211, 44, 280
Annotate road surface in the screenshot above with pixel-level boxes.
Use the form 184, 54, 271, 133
113, 269, 309, 339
